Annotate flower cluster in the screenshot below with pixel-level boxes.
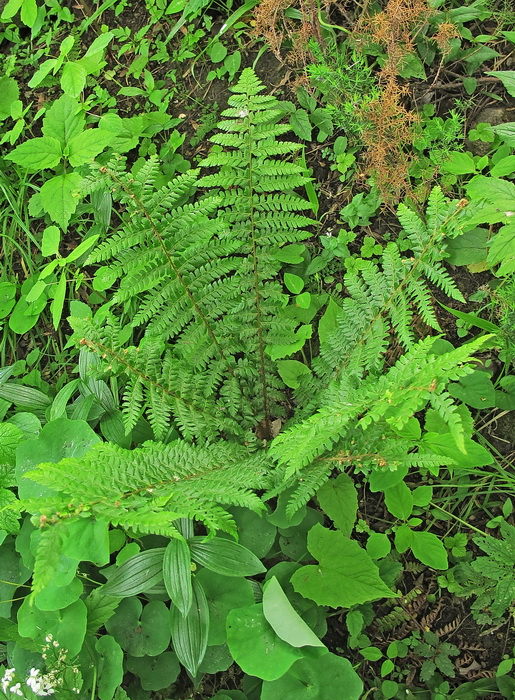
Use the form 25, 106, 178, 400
1, 634, 80, 698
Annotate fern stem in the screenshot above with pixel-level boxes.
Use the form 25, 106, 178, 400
244, 114, 271, 434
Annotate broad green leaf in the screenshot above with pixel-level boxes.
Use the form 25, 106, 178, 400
226, 603, 303, 681
67, 129, 112, 166
40, 172, 82, 229
366, 533, 391, 560
1, 0, 22, 20
50, 270, 67, 329
290, 109, 312, 141
284, 273, 304, 294
229, 506, 277, 559
411, 531, 448, 570
423, 432, 493, 468
189, 536, 265, 577
27, 58, 57, 89
33, 576, 83, 612
95, 635, 124, 700
17, 597, 87, 657
16, 418, 100, 501
485, 70, 515, 97
163, 538, 192, 616
291, 524, 396, 608
0, 77, 19, 120
383, 482, 413, 520
0, 539, 22, 618
316, 473, 357, 537
265, 324, 312, 360
0, 422, 23, 467
488, 224, 515, 275
101, 548, 165, 597
0, 281, 16, 319
126, 652, 180, 692
84, 30, 114, 57
263, 577, 325, 648
466, 175, 515, 203
448, 370, 496, 409
41, 225, 60, 257
84, 589, 120, 634
491, 122, 515, 146
318, 298, 341, 345
0, 382, 51, 411
6, 137, 62, 171
398, 52, 426, 79
60, 516, 110, 565
20, 0, 37, 26
61, 61, 87, 98
490, 155, 515, 178
441, 151, 476, 175
195, 568, 254, 646
261, 654, 363, 700
170, 577, 209, 675
445, 228, 488, 266
42, 94, 85, 146
106, 597, 170, 657
394, 524, 413, 554
277, 360, 311, 389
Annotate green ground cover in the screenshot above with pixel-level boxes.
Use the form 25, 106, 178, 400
0, 0, 515, 697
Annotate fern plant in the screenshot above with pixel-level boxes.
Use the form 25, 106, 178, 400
18, 69, 491, 597
76, 68, 313, 440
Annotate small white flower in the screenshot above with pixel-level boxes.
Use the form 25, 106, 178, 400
44, 635, 53, 643
505, 211, 515, 217
9, 682, 23, 696
52, 641, 59, 648
236, 109, 249, 118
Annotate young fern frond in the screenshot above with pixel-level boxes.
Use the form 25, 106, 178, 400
300, 187, 468, 406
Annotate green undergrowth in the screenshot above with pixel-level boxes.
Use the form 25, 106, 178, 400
0, 0, 515, 698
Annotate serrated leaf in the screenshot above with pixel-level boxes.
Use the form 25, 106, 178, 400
163, 538, 192, 616
42, 94, 85, 146
290, 109, 312, 141
6, 137, 62, 170
85, 589, 120, 634
485, 70, 515, 97
291, 524, 396, 607
170, 577, 209, 676
61, 61, 87, 98
189, 536, 265, 577
316, 473, 357, 536
0, 77, 19, 120
41, 225, 60, 257
101, 548, 165, 597
67, 129, 112, 166
40, 172, 82, 229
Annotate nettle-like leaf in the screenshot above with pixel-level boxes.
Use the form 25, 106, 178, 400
290, 524, 396, 608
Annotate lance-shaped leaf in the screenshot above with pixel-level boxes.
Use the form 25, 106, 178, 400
101, 548, 165, 597
163, 538, 193, 616
170, 577, 209, 676
188, 536, 266, 577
